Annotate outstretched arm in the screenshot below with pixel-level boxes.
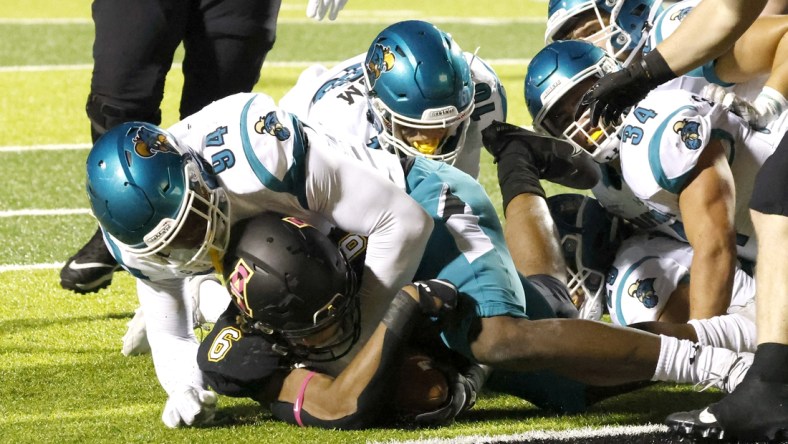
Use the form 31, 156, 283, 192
270, 281, 459, 429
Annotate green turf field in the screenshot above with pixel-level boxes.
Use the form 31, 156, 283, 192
0, 1, 724, 442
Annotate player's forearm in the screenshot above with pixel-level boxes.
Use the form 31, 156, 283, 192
273, 287, 421, 428
656, 0, 767, 76
138, 279, 205, 394
688, 246, 736, 319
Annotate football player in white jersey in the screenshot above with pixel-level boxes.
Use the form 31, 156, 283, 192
548, 193, 757, 354
278, 20, 506, 179
546, 0, 788, 128
525, 40, 785, 322
86, 92, 434, 428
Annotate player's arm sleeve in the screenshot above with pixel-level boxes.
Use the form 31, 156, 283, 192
270, 288, 423, 429
137, 278, 206, 395
304, 139, 433, 333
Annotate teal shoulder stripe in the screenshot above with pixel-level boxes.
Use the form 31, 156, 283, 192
614, 255, 659, 326
702, 59, 735, 87
239, 97, 309, 209
648, 105, 695, 194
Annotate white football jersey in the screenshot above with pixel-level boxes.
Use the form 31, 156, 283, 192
278, 52, 507, 179
618, 89, 783, 261
606, 234, 756, 326
105, 92, 433, 389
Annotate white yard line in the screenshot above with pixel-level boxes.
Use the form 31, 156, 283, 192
373, 424, 670, 444
0, 262, 63, 273
0, 208, 91, 217
0, 143, 91, 152
0, 16, 545, 25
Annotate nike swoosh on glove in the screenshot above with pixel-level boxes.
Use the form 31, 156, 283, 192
161, 387, 218, 428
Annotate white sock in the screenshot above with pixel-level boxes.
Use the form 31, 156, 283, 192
687, 311, 756, 353
652, 335, 740, 385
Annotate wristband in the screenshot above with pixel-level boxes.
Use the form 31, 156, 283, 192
381, 289, 420, 339
641, 49, 676, 86
293, 371, 317, 427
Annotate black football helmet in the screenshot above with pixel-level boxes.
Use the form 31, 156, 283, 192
222, 212, 360, 362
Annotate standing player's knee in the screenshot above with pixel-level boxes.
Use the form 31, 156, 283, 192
86, 94, 161, 142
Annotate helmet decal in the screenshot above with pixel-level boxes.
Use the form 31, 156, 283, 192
365, 43, 396, 89
227, 258, 255, 319
670, 6, 692, 21
282, 216, 311, 229
627, 277, 659, 309
255, 112, 291, 141
132, 126, 178, 158
673, 119, 702, 150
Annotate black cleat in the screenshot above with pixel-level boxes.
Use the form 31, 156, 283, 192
481, 120, 600, 190
60, 227, 121, 293
666, 376, 788, 443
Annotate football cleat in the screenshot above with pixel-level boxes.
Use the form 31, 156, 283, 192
60, 227, 121, 293
695, 351, 753, 394
667, 376, 788, 442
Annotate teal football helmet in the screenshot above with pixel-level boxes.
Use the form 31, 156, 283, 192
363, 20, 475, 164
525, 40, 623, 162
86, 122, 231, 274
545, 0, 617, 45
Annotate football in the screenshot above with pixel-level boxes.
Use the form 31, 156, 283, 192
394, 353, 449, 414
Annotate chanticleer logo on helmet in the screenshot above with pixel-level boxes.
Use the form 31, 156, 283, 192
132, 126, 178, 158
365, 43, 396, 89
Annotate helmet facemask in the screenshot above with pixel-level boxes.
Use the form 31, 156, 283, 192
560, 231, 609, 320
548, 194, 624, 320
536, 56, 623, 163
367, 89, 474, 165
547, 0, 620, 47
128, 152, 231, 275
259, 290, 362, 363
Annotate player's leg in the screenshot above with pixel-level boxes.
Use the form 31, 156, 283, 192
667, 129, 788, 443
180, 0, 280, 118
469, 315, 752, 392
61, 0, 187, 293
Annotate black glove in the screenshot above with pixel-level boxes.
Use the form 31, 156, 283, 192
413, 279, 458, 317
580, 49, 676, 126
